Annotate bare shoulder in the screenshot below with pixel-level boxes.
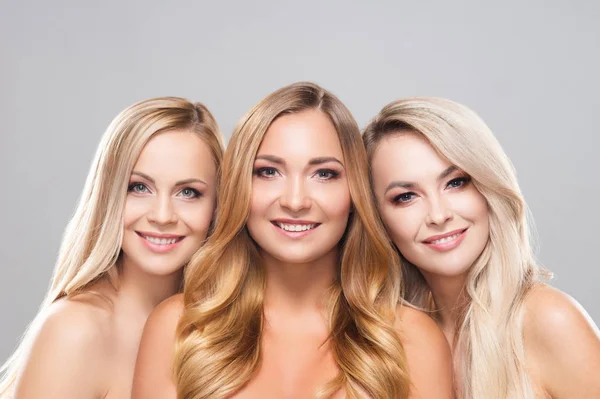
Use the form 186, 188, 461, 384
395, 304, 449, 350
523, 284, 599, 345
395, 305, 454, 399
147, 292, 185, 327
523, 284, 600, 398
132, 293, 183, 399
15, 295, 113, 398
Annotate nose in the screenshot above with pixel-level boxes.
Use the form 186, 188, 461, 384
425, 195, 453, 226
147, 194, 178, 226
279, 176, 312, 212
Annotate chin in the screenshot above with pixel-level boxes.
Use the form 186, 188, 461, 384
139, 262, 185, 277
269, 252, 321, 264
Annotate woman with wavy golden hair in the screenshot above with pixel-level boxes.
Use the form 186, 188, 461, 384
133, 82, 453, 399
0, 97, 224, 398
363, 97, 600, 398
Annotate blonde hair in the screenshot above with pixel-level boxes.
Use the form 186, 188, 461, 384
363, 97, 551, 399
175, 82, 411, 399
0, 97, 225, 397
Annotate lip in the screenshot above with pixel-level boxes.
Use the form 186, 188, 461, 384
422, 228, 468, 252
270, 219, 321, 239
136, 231, 185, 253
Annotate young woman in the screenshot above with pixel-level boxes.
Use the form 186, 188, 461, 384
0, 97, 224, 398
363, 97, 600, 398
133, 83, 453, 399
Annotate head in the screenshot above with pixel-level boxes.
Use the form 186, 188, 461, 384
52, 97, 224, 299
188, 82, 389, 284
178, 83, 409, 399
121, 128, 220, 279
368, 120, 490, 283
364, 97, 534, 303
248, 108, 353, 267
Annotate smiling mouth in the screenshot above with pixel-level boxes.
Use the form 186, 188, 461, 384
272, 221, 320, 232
136, 232, 185, 245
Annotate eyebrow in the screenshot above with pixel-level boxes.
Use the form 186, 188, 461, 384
255, 154, 284, 164
255, 155, 344, 167
131, 171, 207, 186
308, 156, 344, 167
383, 165, 458, 194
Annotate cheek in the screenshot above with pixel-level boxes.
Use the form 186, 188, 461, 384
454, 190, 489, 224
250, 179, 282, 215
381, 205, 422, 247
314, 183, 351, 219
177, 201, 215, 235
123, 197, 150, 227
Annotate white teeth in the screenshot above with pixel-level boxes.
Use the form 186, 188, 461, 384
430, 233, 460, 245
276, 223, 316, 232
144, 236, 179, 245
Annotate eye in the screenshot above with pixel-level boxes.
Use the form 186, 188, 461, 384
128, 182, 150, 194
446, 176, 471, 189
179, 188, 201, 199
392, 192, 416, 204
254, 167, 280, 178
315, 169, 340, 180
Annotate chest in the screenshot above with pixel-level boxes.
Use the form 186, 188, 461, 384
232, 330, 340, 399
102, 323, 145, 398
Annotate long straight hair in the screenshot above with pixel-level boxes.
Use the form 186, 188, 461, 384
175, 82, 411, 399
363, 97, 550, 399
0, 97, 224, 398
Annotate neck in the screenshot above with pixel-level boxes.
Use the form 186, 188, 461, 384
421, 271, 470, 338
262, 248, 338, 315
117, 255, 183, 319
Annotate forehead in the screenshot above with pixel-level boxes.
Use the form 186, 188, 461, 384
372, 132, 452, 181
257, 109, 343, 159
133, 129, 216, 180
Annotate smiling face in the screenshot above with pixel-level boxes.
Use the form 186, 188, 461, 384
246, 109, 352, 265
120, 129, 218, 277
370, 131, 489, 280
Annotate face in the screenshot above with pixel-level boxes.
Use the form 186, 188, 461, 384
370, 132, 489, 280
247, 109, 352, 265
121, 129, 217, 277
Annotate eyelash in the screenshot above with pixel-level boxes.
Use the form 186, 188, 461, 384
446, 176, 471, 189
127, 182, 202, 199
128, 182, 149, 194
391, 176, 471, 204
392, 192, 416, 204
315, 169, 340, 180
253, 167, 341, 181
253, 167, 280, 178
178, 188, 202, 199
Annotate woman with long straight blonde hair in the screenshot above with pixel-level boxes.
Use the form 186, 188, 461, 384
133, 82, 453, 399
363, 97, 600, 398
0, 97, 225, 398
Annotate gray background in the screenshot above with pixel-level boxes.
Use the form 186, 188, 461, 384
1, 0, 599, 361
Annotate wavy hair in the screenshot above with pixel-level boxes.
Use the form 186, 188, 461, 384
363, 97, 551, 399
0, 97, 224, 398
175, 82, 411, 398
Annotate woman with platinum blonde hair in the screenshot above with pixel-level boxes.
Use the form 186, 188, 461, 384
133, 82, 453, 399
363, 97, 600, 398
0, 97, 224, 398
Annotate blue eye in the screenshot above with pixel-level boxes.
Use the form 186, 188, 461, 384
393, 192, 416, 204
179, 188, 201, 199
315, 169, 340, 180
446, 177, 470, 189
128, 182, 149, 194
254, 167, 279, 178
